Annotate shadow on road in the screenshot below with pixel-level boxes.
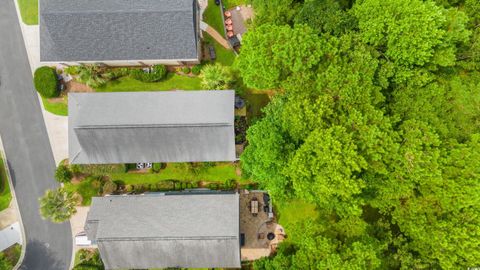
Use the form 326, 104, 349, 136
19, 240, 65, 270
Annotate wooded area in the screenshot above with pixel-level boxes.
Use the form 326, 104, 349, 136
237, 0, 480, 268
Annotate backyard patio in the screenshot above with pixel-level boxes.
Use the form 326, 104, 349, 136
239, 190, 285, 261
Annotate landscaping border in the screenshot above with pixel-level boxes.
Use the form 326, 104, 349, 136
0, 135, 26, 270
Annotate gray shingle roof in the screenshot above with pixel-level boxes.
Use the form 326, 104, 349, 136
85, 193, 241, 269
40, 0, 199, 62
68, 91, 236, 164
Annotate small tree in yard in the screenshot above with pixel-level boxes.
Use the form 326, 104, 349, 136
34, 66, 59, 98
200, 63, 234, 90
39, 188, 78, 223
55, 165, 73, 183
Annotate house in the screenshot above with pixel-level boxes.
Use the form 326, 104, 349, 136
85, 192, 241, 269
40, 0, 201, 66
68, 91, 236, 164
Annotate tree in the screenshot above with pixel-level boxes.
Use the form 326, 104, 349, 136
33, 66, 59, 98
55, 165, 73, 183
235, 24, 324, 90
240, 0, 480, 268
250, 0, 301, 26
39, 188, 78, 223
200, 63, 234, 90
76, 65, 113, 88
354, 0, 469, 76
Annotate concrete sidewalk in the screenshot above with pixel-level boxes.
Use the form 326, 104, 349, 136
13, 4, 68, 166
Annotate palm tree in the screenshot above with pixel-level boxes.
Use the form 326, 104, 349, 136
200, 63, 234, 90
76, 65, 109, 88
39, 188, 78, 223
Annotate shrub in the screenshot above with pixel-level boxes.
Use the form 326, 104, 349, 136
151, 163, 162, 173
102, 180, 117, 195
191, 64, 202, 75
70, 164, 81, 175
64, 66, 79, 76
200, 63, 234, 90
55, 165, 73, 183
75, 65, 112, 88
130, 65, 168, 82
182, 67, 191, 74
78, 164, 127, 175
34, 67, 59, 98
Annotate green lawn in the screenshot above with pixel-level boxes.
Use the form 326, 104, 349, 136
0, 158, 12, 211
223, 0, 251, 9
97, 73, 202, 92
108, 163, 245, 184
276, 199, 318, 242
205, 0, 225, 34
42, 96, 68, 116
17, 0, 38, 25
64, 177, 101, 206
204, 34, 236, 66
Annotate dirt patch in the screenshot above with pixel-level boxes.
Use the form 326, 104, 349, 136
66, 80, 93, 93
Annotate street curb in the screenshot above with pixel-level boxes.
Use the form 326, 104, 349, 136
0, 136, 27, 270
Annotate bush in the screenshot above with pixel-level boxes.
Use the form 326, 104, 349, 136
191, 64, 202, 75
34, 67, 59, 98
150, 163, 163, 173
200, 63, 234, 90
78, 164, 127, 175
130, 65, 168, 82
70, 164, 81, 175
55, 165, 73, 183
182, 67, 191, 74
102, 180, 117, 195
64, 66, 79, 76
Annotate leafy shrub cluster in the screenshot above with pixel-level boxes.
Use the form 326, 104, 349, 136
55, 165, 73, 183
101, 180, 117, 195
77, 164, 127, 175
34, 66, 59, 98
73, 249, 104, 270
191, 64, 202, 75
130, 65, 168, 82
181, 67, 191, 74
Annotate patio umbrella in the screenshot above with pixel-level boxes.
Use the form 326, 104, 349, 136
225, 18, 233, 25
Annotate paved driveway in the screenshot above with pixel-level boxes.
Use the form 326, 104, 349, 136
0, 0, 72, 269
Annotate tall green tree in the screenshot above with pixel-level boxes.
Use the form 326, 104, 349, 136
235, 24, 324, 90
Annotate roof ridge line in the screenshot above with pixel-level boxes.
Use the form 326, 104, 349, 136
97, 235, 239, 241
42, 9, 192, 15
74, 123, 233, 129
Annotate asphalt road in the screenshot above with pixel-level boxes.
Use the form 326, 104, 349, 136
0, 0, 72, 269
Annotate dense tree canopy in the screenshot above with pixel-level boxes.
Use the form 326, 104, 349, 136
238, 0, 480, 268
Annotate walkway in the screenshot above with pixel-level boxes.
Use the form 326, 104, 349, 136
0, 0, 72, 269
13, 7, 68, 166
201, 21, 231, 49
